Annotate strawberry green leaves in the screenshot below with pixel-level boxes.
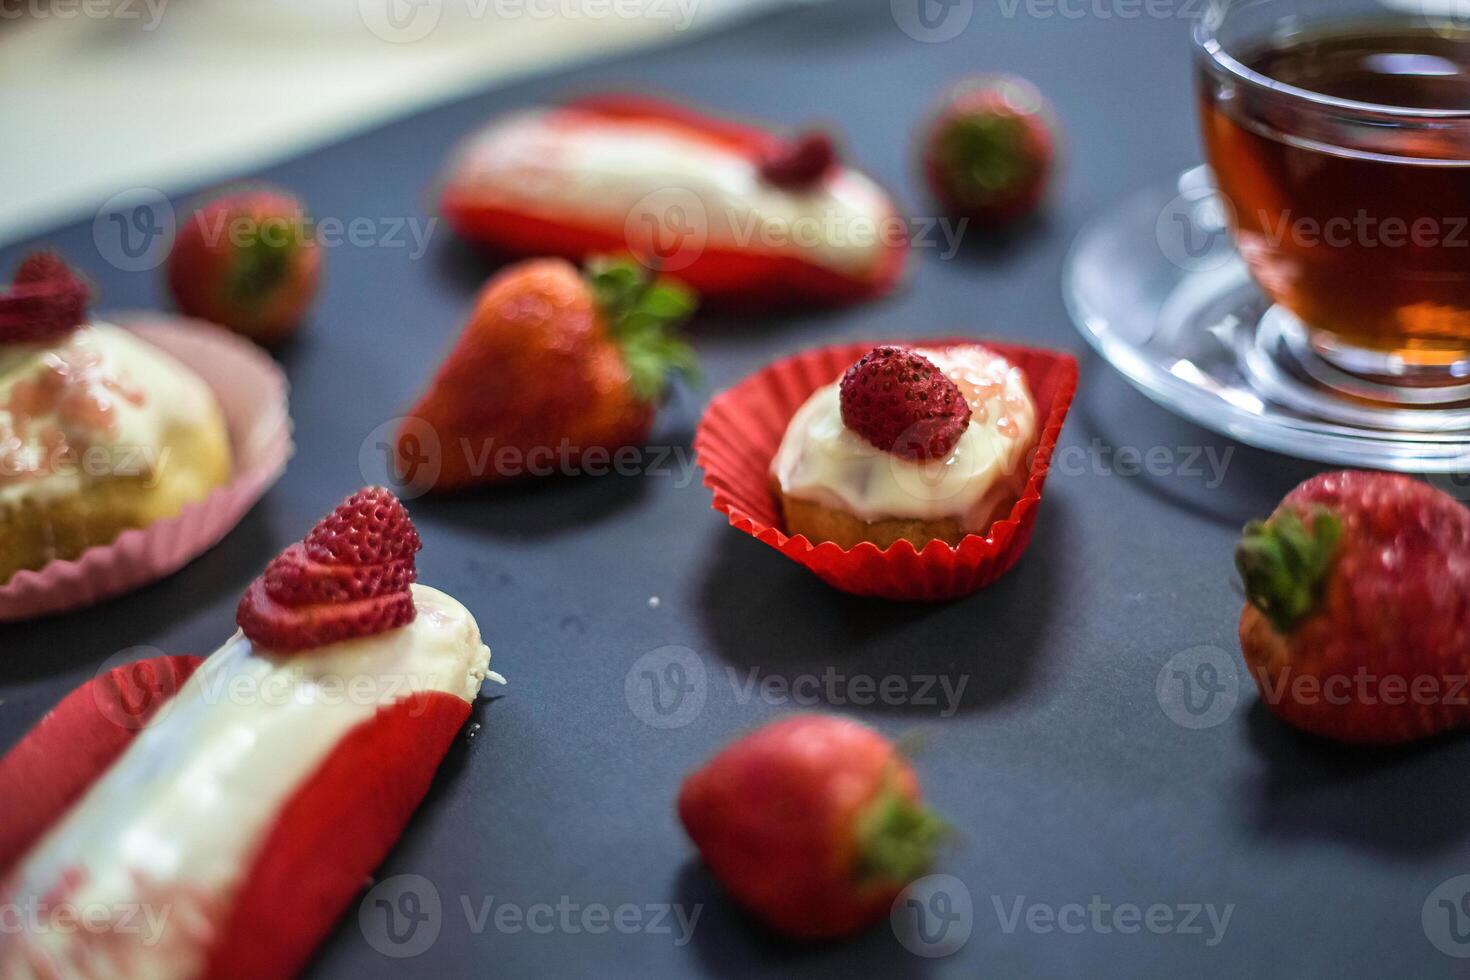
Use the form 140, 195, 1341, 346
586, 256, 699, 402
854, 780, 945, 886
1236, 507, 1342, 635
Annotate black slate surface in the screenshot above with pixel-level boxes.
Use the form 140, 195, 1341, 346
3, 2, 1467, 977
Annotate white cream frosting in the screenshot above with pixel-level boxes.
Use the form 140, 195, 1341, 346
0, 585, 494, 980
0, 322, 223, 506
448, 108, 896, 278
772, 346, 1038, 530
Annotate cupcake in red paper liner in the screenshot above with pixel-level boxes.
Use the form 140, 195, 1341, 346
695, 338, 1077, 600
0, 252, 291, 620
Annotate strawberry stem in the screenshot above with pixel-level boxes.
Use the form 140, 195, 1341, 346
227, 216, 308, 308
585, 256, 699, 402
940, 114, 1032, 202
1236, 507, 1341, 635
853, 781, 944, 886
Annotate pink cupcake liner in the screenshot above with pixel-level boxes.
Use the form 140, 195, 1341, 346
694, 337, 1078, 601
0, 315, 293, 621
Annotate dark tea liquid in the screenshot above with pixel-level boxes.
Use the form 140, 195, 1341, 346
1199, 23, 1470, 368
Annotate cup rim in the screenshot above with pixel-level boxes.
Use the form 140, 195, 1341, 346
1192, 7, 1470, 122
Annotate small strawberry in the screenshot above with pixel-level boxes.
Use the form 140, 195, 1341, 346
678, 715, 943, 941
921, 74, 1057, 226
759, 131, 839, 190
839, 346, 971, 460
167, 185, 320, 345
395, 256, 696, 491
0, 251, 91, 344
237, 487, 421, 653
1237, 471, 1470, 744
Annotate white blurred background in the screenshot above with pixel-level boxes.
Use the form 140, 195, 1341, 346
0, 0, 790, 243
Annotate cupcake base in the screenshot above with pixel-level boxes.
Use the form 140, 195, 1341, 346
778, 491, 969, 549
0, 419, 232, 587
773, 476, 1027, 551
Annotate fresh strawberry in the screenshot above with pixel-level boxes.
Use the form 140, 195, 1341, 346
237, 488, 420, 652
839, 346, 971, 460
922, 74, 1057, 226
678, 714, 943, 941
1237, 471, 1470, 744
167, 185, 320, 345
394, 256, 697, 491
0, 250, 91, 344
759, 131, 838, 190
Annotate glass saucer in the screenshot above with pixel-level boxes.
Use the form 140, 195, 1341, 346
1063, 166, 1470, 474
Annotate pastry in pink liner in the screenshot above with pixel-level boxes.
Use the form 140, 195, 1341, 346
0, 254, 237, 588
0, 306, 291, 622
771, 344, 1038, 550
695, 338, 1077, 600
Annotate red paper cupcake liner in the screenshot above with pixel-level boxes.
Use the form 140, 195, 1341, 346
694, 337, 1078, 600
0, 315, 293, 621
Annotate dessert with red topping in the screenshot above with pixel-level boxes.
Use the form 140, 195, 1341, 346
770, 343, 1038, 549
437, 94, 907, 308
0, 252, 233, 584
237, 487, 422, 650
0, 487, 496, 977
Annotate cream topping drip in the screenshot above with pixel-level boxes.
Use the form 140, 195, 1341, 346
0, 322, 221, 504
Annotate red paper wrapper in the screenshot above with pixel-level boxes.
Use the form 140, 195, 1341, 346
694, 338, 1078, 600
0, 315, 292, 621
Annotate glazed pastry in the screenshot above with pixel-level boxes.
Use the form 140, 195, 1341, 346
771, 344, 1037, 549
0, 488, 497, 979
438, 95, 907, 308
0, 253, 232, 584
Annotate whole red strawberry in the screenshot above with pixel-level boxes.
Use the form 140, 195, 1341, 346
167, 185, 320, 345
1237, 471, 1470, 744
395, 256, 696, 492
678, 715, 943, 941
921, 74, 1057, 226
0, 251, 91, 344
238, 487, 421, 652
839, 346, 971, 460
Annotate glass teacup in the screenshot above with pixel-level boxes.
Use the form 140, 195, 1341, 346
1195, 0, 1470, 386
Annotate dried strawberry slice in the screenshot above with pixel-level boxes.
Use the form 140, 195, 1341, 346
0, 251, 91, 344
237, 487, 422, 653
236, 581, 417, 653
303, 487, 421, 565
839, 346, 971, 460
262, 544, 417, 607
759, 131, 838, 190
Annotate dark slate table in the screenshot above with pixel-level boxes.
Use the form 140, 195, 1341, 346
3, 1, 1464, 976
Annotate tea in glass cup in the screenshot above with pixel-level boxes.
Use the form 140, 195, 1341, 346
1196, 0, 1470, 384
